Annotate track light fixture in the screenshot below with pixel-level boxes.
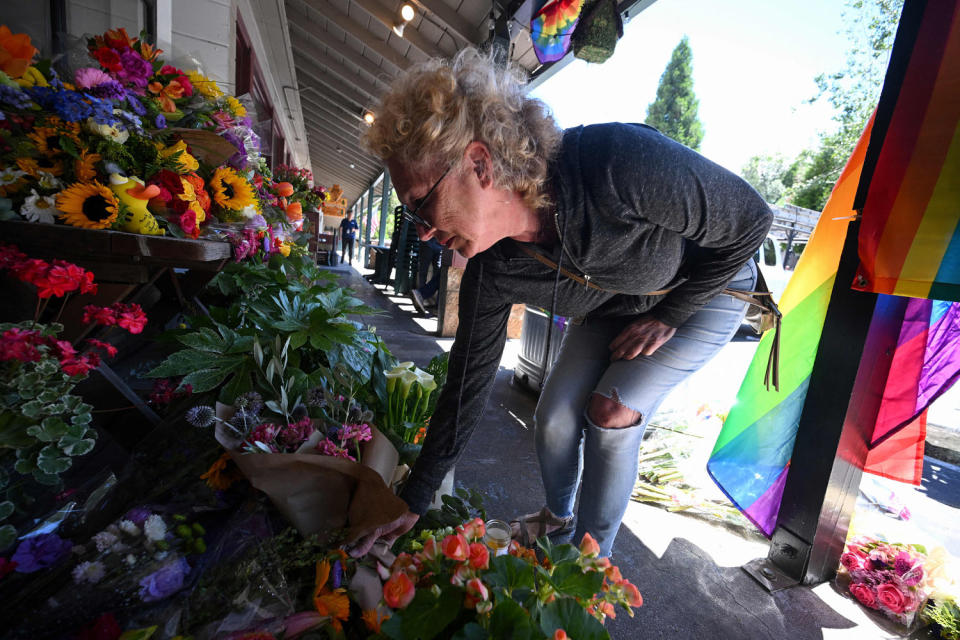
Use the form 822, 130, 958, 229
392, 2, 415, 37
363, 111, 376, 125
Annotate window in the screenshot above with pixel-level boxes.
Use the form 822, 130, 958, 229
235, 22, 252, 97
762, 237, 777, 267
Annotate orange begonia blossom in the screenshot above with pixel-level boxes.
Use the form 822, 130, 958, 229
0, 26, 38, 79
440, 533, 469, 562
580, 532, 600, 557
383, 571, 415, 609
553, 630, 569, 640
313, 560, 350, 631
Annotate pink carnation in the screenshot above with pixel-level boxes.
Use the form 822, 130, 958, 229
316, 438, 355, 461
74, 67, 113, 89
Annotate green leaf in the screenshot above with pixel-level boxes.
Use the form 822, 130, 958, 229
382, 587, 463, 640
546, 563, 604, 600
537, 538, 581, 566
489, 599, 537, 640
14, 454, 37, 474
0, 524, 15, 552
486, 554, 536, 593
180, 367, 231, 393
177, 327, 226, 353
33, 470, 64, 486
451, 623, 489, 640
59, 135, 80, 158
37, 444, 72, 475
0, 501, 14, 521
147, 349, 217, 378
20, 400, 45, 419
59, 435, 96, 456
37, 389, 59, 403
71, 412, 92, 426
539, 598, 609, 640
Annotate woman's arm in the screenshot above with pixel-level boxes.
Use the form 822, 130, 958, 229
399, 258, 512, 513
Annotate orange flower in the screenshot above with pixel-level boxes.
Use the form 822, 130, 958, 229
464, 577, 489, 609
605, 564, 623, 583
275, 182, 294, 197
103, 27, 135, 49
138, 41, 162, 62
200, 452, 240, 491
457, 518, 485, 542
383, 571, 415, 609
440, 533, 469, 562
580, 532, 600, 557
467, 543, 489, 570
391, 552, 421, 578
284, 200, 302, 221
416, 536, 441, 563
361, 609, 388, 633
0, 26, 38, 79
620, 579, 643, 608
148, 79, 186, 113
313, 560, 350, 631
600, 601, 616, 620
553, 630, 569, 640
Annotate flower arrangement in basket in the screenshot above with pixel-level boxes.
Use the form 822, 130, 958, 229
839, 534, 929, 628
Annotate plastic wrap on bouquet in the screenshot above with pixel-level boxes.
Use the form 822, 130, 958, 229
214, 404, 405, 543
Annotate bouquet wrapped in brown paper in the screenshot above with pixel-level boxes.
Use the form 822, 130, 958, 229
183, 397, 407, 545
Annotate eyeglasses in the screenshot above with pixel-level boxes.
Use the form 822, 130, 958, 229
395, 165, 452, 231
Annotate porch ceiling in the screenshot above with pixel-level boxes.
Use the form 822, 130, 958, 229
284, 0, 655, 206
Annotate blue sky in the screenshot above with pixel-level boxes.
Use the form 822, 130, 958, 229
530, 0, 851, 174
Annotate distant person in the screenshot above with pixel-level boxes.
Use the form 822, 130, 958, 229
411, 237, 443, 313
340, 212, 359, 264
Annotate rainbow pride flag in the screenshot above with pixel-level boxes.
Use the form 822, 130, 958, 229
852, 0, 960, 301
705, 119, 873, 537
530, 0, 583, 64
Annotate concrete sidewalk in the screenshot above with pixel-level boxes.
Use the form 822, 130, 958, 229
333, 264, 926, 640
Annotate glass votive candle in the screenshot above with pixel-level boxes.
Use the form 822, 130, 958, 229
484, 519, 511, 556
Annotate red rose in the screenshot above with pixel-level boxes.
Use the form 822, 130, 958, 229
876, 583, 907, 614
92, 46, 123, 72
849, 583, 878, 609
175, 75, 193, 97
147, 169, 185, 209
383, 571, 415, 609
840, 552, 860, 571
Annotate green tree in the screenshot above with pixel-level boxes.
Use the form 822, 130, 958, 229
782, 0, 904, 210
645, 36, 704, 151
741, 153, 789, 204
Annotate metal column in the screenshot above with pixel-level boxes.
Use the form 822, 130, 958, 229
365, 182, 375, 267
378, 170, 391, 246
745, 220, 882, 589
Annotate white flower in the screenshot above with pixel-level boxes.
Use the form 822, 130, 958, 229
85, 117, 129, 144
118, 520, 141, 537
125, 554, 137, 567
143, 514, 167, 542
71, 560, 106, 584
36, 171, 63, 191
241, 204, 258, 219
19, 190, 58, 224
92, 531, 119, 553
0, 167, 26, 186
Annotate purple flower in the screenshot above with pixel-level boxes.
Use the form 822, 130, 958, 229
894, 551, 913, 575
331, 560, 343, 589
116, 49, 152, 90
125, 92, 146, 115
51, 91, 92, 122
125, 506, 152, 526
139, 557, 190, 602
0, 85, 33, 109
155, 114, 167, 129
12, 533, 73, 573
88, 80, 127, 102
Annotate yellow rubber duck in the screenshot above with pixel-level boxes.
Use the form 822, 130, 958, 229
109, 174, 165, 235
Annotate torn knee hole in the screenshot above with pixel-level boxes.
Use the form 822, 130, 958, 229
588, 390, 642, 429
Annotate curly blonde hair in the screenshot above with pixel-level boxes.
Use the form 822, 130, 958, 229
362, 48, 561, 212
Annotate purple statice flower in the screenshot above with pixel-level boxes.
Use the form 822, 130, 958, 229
115, 109, 144, 134
125, 92, 146, 115
155, 114, 167, 129
88, 80, 126, 102
139, 557, 190, 602
115, 49, 152, 91
12, 533, 73, 573
331, 560, 343, 589
0, 85, 33, 109
125, 506, 152, 526
51, 90, 93, 122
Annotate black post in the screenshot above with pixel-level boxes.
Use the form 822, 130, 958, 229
746, 219, 892, 589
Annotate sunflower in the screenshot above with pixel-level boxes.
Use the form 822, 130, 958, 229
74, 151, 101, 181
17, 156, 65, 178
209, 166, 255, 211
56, 181, 119, 230
27, 123, 82, 158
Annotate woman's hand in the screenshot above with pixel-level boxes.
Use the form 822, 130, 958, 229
609, 315, 677, 360
348, 510, 420, 557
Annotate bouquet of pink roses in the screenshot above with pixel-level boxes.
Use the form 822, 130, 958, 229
839, 534, 929, 628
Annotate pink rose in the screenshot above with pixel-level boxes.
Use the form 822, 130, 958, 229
849, 583, 878, 609
876, 583, 907, 614
840, 552, 860, 571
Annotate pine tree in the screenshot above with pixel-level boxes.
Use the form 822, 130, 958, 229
645, 36, 704, 151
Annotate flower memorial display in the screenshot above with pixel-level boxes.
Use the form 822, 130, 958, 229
0, 243, 146, 550
839, 534, 930, 628
0, 24, 323, 254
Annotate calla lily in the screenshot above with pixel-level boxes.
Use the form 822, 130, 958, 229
414, 369, 437, 393
399, 369, 418, 398
385, 370, 403, 394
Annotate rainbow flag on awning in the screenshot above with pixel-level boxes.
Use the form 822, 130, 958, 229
852, 0, 960, 301
705, 119, 874, 537
530, 0, 583, 64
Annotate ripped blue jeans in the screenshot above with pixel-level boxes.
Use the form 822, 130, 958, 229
534, 260, 756, 557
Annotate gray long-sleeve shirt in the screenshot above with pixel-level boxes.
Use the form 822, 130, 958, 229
400, 123, 773, 514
